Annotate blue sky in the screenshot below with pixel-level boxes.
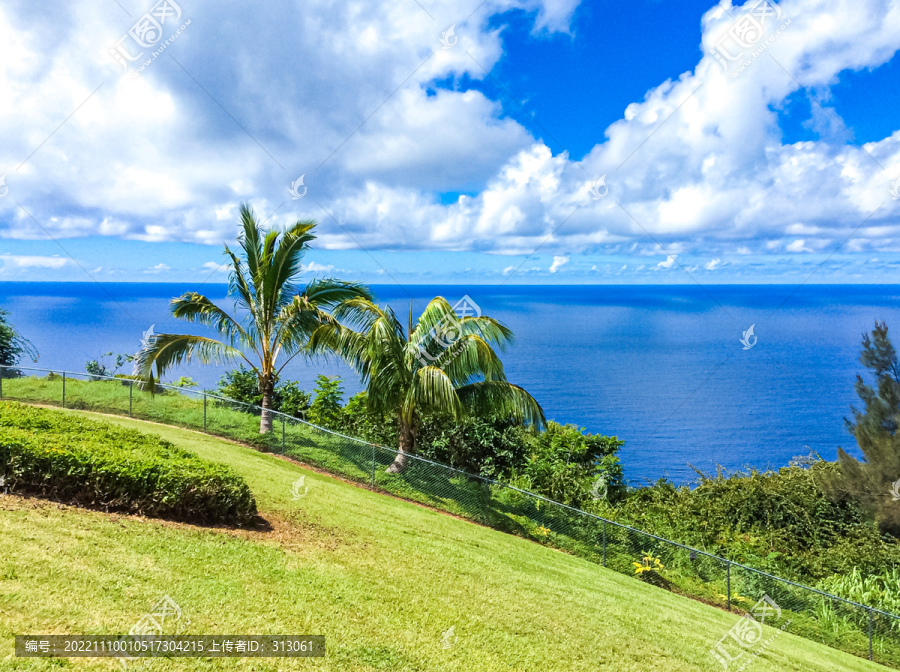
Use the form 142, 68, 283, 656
1, 0, 899, 285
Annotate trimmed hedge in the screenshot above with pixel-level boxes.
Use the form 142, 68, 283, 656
0, 402, 257, 524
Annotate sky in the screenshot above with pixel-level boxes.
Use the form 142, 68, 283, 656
1, 0, 899, 285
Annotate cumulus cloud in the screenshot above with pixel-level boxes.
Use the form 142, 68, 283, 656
549, 255, 569, 272
657, 254, 678, 269
302, 261, 336, 273
0, 0, 899, 267
0, 254, 68, 268
705, 258, 723, 270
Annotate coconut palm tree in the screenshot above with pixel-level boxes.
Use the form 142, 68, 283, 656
133, 203, 373, 433
309, 296, 545, 472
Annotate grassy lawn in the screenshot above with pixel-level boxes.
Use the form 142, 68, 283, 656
0, 409, 886, 671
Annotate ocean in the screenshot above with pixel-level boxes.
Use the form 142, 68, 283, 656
2, 282, 898, 485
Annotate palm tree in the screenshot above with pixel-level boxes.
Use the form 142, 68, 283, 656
133, 203, 373, 433
309, 296, 545, 472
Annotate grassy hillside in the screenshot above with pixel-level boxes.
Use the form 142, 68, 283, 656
0, 409, 884, 671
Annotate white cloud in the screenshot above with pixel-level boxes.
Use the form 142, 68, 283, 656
0, 254, 68, 268
302, 261, 336, 273
202, 261, 229, 273
786, 239, 813, 253
0, 0, 899, 266
549, 255, 569, 273
705, 258, 723, 270
657, 254, 677, 269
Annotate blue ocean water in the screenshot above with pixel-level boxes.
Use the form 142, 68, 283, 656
1, 282, 898, 485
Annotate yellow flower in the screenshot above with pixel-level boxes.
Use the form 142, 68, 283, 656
535, 525, 551, 536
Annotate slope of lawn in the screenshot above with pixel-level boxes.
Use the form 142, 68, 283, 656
0, 408, 885, 671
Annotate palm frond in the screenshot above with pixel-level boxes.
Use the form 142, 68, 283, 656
407, 366, 463, 419
223, 245, 256, 315
133, 334, 248, 392
432, 334, 507, 386
170, 292, 250, 347
238, 204, 264, 287
454, 380, 546, 427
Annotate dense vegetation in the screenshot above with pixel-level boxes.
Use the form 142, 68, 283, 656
133, 204, 373, 433
308, 296, 545, 472
0, 402, 256, 524
0, 308, 38, 378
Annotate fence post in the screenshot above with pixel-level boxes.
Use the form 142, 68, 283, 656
869, 608, 874, 661
602, 520, 607, 567
281, 416, 285, 453
0, 371, 3, 400
129, 380, 133, 417
62, 373, 66, 409
726, 561, 731, 610
371, 444, 376, 488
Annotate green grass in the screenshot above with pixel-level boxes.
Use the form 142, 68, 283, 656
0, 408, 889, 671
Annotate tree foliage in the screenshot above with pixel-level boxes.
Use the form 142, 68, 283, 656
0, 309, 38, 378
309, 296, 544, 472
826, 321, 900, 536
132, 203, 372, 433
215, 365, 311, 420
307, 375, 344, 428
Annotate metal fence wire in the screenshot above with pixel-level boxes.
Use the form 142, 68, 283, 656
3, 366, 900, 668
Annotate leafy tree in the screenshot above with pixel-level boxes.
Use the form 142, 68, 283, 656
133, 204, 372, 433
307, 375, 344, 428
0, 309, 38, 378
85, 352, 133, 381
310, 297, 544, 472
826, 321, 900, 536
416, 414, 531, 479
508, 422, 625, 507
171, 376, 200, 389
278, 381, 312, 420
215, 365, 311, 420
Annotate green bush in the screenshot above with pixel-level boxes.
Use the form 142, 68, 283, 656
608, 463, 900, 583
508, 421, 625, 507
215, 365, 311, 419
0, 402, 257, 524
308, 375, 344, 428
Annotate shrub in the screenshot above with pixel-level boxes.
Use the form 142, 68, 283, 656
610, 463, 900, 583
509, 422, 625, 507
308, 375, 344, 428
215, 366, 310, 420
0, 402, 257, 524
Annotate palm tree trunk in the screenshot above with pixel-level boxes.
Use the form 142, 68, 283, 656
259, 378, 275, 434
387, 418, 415, 473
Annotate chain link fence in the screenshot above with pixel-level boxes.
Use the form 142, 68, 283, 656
3, 366, 900, 668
